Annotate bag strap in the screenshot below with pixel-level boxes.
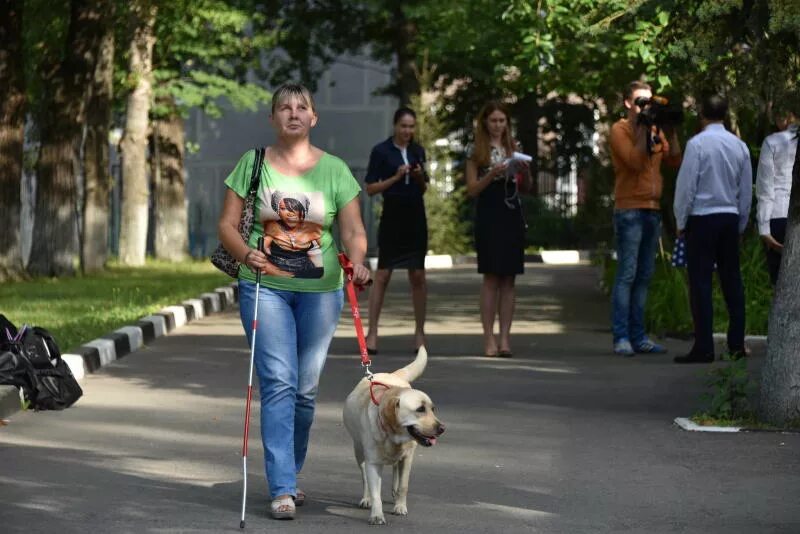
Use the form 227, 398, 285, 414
246, 147, 266, 197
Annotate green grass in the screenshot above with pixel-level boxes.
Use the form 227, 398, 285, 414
0, 259, 229, 351
601, 234, 773, 336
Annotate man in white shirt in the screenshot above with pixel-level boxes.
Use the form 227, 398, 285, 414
755, 109, 798, 285
673, 95, 753, 363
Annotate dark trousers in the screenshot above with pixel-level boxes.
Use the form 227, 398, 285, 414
765, 218, 787, 286
685, 213, 745, 355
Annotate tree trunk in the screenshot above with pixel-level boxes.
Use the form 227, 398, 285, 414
118, 2, 157, 266
759, 135, 800, 426
81, 22, 114, 273
515, 92, 540, 196
0, 0, 26, 281
28, 0, 107, 277
152, 108, 188, 261
391, 4, 419, 106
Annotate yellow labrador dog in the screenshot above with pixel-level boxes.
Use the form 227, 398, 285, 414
343, 346, 445, 525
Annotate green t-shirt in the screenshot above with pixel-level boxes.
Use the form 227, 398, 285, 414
224, 149, 361, 292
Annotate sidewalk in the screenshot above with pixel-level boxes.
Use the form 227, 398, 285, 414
1, 263, 798, 533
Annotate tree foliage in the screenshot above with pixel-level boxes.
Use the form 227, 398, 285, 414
150, 0, 274, 120
585, 0, 800, 147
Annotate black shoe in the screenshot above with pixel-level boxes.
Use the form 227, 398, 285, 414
367, 348, 378, 356
673, 352, 715, 364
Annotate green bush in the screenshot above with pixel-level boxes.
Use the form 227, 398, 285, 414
426, 186, 472, 255
524, 196, 580, 249
601, 234, 773, 336
700, 357, 755, 421
692, 356, 765, 428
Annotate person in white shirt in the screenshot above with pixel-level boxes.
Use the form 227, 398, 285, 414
755, 109, 798, 285
673, 95, 753, 363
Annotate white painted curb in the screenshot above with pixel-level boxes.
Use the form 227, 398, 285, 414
140, 315, 168, 338
200, 292, 222, 313
215, 286, 235, 304
115, 326, 144, 352
182, 299, 205, 320
540, 250, 581, 264
160, 306, 187, 329
62, 354, 86, 381
713, 333, 767, 344
83, 338, 117, 366
674, 417, 741, 433
425, 255, 454, 269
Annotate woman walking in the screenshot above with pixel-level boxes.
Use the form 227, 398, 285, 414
217, 82, 370, 519
364, 107, 429, 354
465, 101, 531, 358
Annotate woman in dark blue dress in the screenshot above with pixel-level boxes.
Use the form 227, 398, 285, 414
364, 107, 429, 354
465, 101, 531, 358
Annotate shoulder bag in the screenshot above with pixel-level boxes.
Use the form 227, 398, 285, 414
210, 147, 266, 277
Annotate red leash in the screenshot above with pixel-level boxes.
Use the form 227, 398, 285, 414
337, 253, 371, 366
338, 253, 388, 406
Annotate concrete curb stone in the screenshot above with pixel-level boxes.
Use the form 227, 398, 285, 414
0, 281, 239, 423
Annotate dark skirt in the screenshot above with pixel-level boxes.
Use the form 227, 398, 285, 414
377, 194, 428, 270
475, 182, 525, 275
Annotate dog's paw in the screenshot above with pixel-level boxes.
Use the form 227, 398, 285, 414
368, 514, 387, 525
359, 498, 371, 509
392, 503, 408, 516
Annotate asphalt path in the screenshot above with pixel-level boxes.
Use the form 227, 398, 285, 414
1, 264, 799, 533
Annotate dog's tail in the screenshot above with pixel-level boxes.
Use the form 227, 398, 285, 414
392, 345, 427, 383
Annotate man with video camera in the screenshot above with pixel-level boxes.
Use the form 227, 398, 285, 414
609, 81, 682, 356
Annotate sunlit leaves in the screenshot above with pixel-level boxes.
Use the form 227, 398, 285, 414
151, 0, 274, 118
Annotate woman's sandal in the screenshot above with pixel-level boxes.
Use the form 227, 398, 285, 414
295, 489, 306, 507
270, 496, 296, 520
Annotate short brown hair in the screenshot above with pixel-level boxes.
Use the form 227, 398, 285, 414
624, 81, 652, 101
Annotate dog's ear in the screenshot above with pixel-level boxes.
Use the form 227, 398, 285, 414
381, 396, 401, 431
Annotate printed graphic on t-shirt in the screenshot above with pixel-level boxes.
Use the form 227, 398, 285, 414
259, 189, 325, 279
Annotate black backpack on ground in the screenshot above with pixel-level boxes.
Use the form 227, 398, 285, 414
0, 315, 83, 411
0, 349, 37, 397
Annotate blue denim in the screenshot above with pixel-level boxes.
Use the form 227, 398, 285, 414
611, 209, 661, 344
238, 280, 343, 499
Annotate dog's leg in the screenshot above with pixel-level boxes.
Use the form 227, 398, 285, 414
353, 444, 371, 509
391, 462, 400, 500
358, 461, 370, 509
364, 462, 386, 525
392, 454, 414, 516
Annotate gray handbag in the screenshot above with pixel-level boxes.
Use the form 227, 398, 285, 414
210, 147, 265, 277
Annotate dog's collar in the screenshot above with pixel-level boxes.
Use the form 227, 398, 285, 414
369, 380, 391, 406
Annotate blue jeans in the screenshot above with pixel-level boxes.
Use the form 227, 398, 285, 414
238, 280, 344, 498
611, 209, 661, 344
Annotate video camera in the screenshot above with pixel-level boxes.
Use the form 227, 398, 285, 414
634, 95, 684, 128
